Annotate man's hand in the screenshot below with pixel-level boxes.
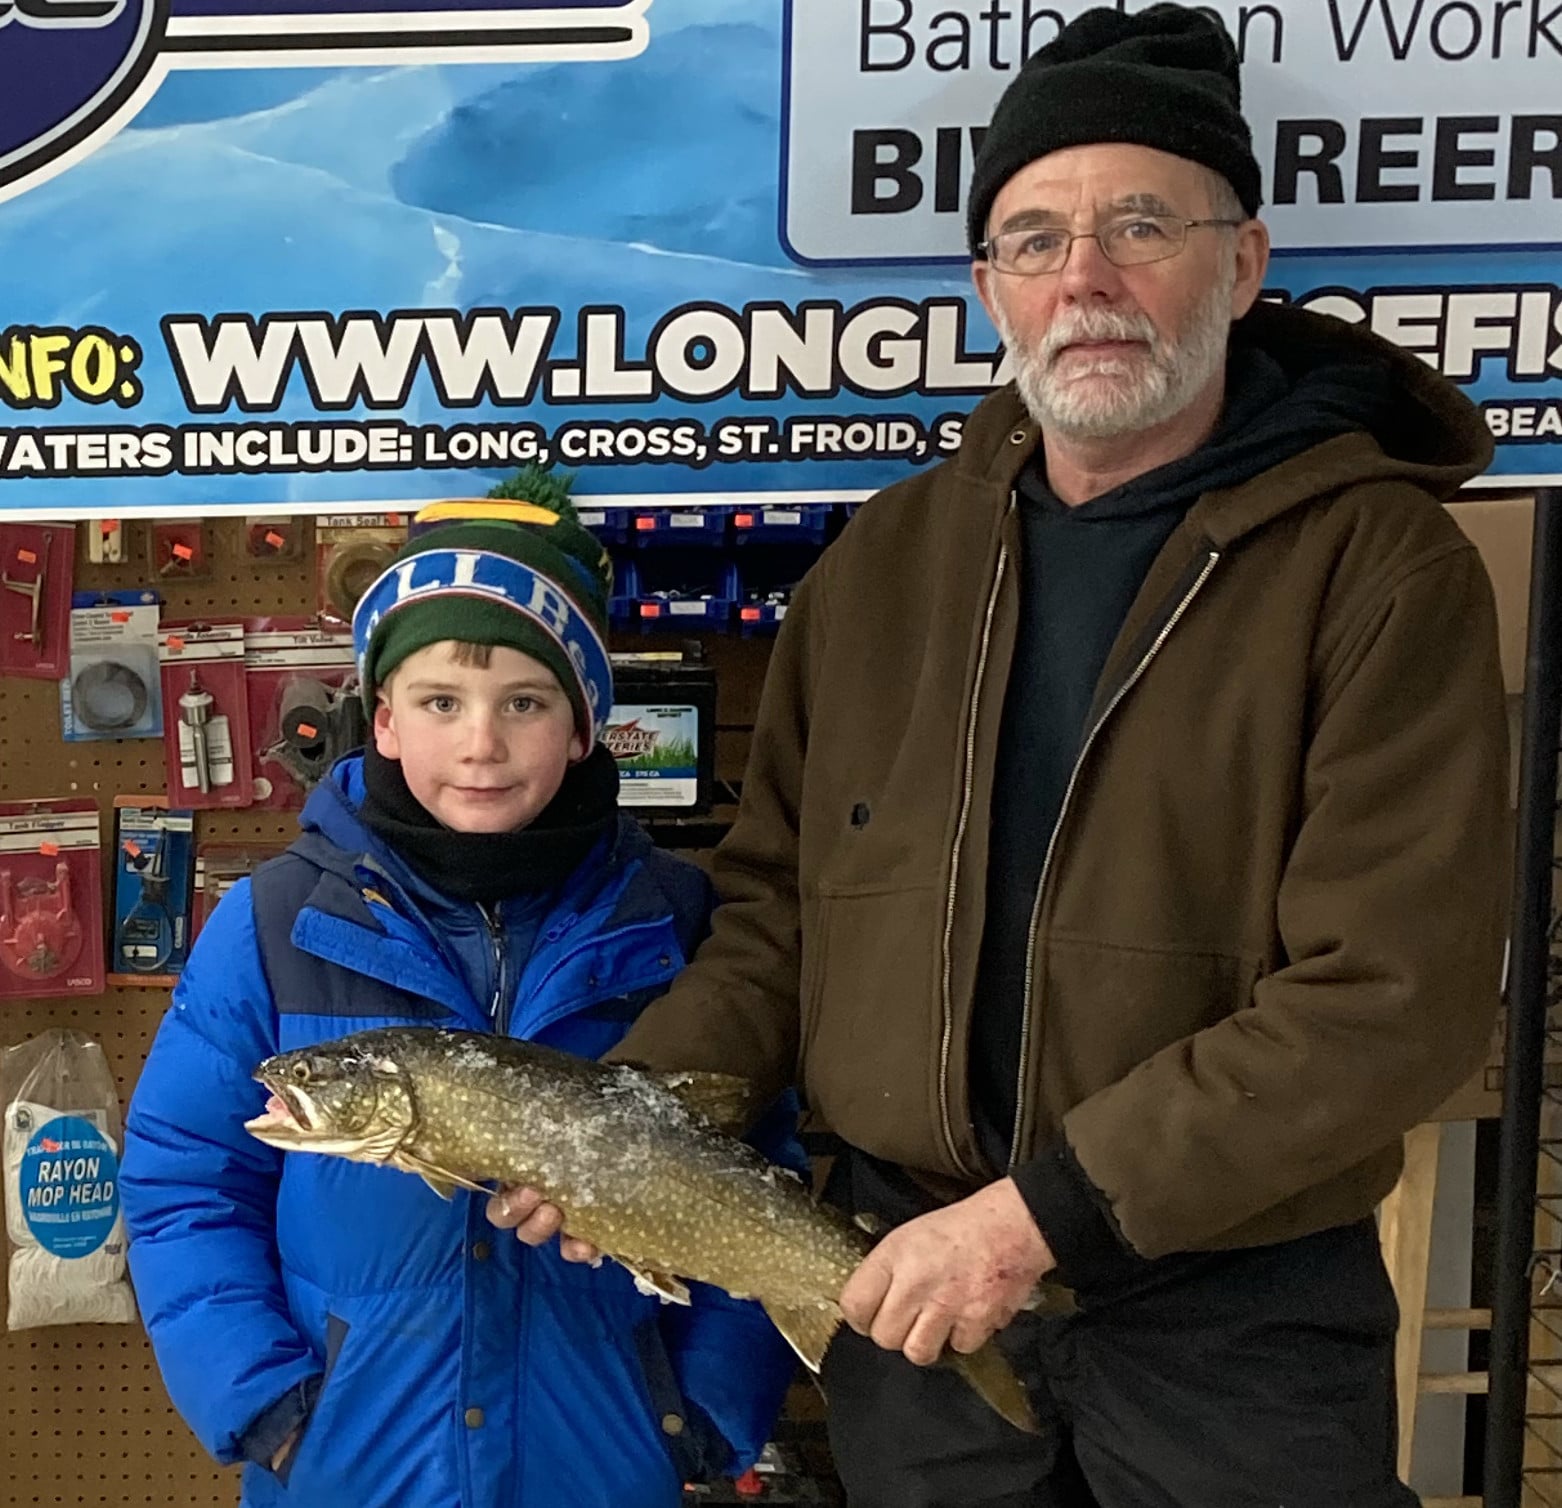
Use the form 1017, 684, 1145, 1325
838, 1177, 1056, 1366
487, 1185, 601, 1265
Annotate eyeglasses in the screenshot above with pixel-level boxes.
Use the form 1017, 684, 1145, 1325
978, 215, 1243, 277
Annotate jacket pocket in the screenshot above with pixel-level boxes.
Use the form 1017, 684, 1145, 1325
1040, 936, 1262, 1113
800, 883, 947, 1171
274, 1313, 348, 1488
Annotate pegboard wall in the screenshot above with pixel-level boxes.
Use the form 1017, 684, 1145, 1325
0, 516, 786, 1508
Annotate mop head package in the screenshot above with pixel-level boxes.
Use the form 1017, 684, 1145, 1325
2, 1029, 136, 1331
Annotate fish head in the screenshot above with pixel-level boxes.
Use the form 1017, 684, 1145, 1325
245, 1044, 418, 1166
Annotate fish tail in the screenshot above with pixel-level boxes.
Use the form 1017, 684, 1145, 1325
949, 1342, 1039, 1435
763, 1300, 843, 1373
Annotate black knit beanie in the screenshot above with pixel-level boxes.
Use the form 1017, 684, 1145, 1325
966, 3, 1262, 254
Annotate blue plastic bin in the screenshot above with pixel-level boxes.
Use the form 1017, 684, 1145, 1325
633, 561, 739, 631
630, 505, 733, 548
731, 504, 833, 545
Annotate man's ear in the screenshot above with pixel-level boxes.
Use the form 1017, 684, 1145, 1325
1230, 217, 1272, 320
972, 257, 1002, 336
372, 695, 401, 761
567, 728, 588, 764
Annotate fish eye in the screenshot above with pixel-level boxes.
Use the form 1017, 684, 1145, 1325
292, 1062, 310, 1084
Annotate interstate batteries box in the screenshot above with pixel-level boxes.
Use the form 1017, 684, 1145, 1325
604, 653, 716, 815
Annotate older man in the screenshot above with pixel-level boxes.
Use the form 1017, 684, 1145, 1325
495, 5, 1510, 1503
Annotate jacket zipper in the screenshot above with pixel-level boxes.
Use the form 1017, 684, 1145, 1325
938, 496, 1015, 1180
1008, 547, 1223, 1167
480, 903, 508, 1032
355, 857, 657, 1035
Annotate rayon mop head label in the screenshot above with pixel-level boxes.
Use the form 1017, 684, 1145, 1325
2, 1030, 136, 1331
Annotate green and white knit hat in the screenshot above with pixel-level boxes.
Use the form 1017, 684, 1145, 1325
352, 482, 614, 745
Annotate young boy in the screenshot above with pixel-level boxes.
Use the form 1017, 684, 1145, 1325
121, 501, 804, 1508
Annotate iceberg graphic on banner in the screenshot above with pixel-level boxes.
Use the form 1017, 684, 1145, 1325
0, 0, 651, 204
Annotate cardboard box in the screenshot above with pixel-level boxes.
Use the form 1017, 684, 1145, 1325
1433, 1006, 1562, 1123
1445, 493, 1534, 696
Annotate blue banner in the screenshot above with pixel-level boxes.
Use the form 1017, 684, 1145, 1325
0, 0, 1557, 515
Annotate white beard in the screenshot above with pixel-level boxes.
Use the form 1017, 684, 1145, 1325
996, 265, 1237, 442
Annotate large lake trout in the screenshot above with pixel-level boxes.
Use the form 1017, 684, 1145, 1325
244, 1024, 1049, 1432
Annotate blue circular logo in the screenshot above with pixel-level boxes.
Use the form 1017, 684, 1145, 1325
17, 1115, 120, 1259
0, 0, 166, 194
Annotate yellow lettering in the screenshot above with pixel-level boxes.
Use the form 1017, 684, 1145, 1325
30, 333, 70, 403
69, 333, 115, 399
0, 336, 30, 403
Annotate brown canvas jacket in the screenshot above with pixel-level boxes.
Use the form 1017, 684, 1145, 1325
614, 302, 1511, 1260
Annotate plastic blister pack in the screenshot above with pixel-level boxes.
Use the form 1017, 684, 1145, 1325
243, 616, 362, 809
61, 591, 163, 742
109, 802, 195, 987
157, 622, 254, 809
0, 800, 104, 1000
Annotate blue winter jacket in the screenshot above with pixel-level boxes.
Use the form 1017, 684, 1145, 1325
121, 758, 803, 1508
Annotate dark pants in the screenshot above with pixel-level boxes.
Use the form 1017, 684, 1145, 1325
822, 1161, 1418, 1508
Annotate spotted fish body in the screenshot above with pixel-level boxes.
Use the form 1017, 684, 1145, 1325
246, 1024, 1042, 1433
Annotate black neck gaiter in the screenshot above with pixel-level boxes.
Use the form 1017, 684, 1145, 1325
357, 742, 621, 905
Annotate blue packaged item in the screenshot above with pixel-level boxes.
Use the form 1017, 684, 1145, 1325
109, 804, 195, 984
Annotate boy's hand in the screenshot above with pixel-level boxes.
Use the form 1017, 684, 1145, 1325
487, 1185, 601, 1264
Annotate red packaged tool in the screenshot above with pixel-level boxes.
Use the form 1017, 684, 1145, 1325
245, 516, 304, 566
315, 515, 405, 628
243, 616, 361, 810
0, 800, 104, 1000
0, 525, 74, 681
190, 843, 287, 946
158, 622, 254, 810
149, 519, 210, 582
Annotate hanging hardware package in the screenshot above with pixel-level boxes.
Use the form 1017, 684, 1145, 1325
0, 800, 104, 1000
2, 1028, 137, 1330
0, 523, 74, 680
61, 590, 163, 742
190, 841, 287, 947
157, 621, 253, 809
108, 801, 195, 987
242, 616, 362, 809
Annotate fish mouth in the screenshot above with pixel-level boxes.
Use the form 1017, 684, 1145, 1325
244, 1085, 318, 1142
242, 1075, 410, 1165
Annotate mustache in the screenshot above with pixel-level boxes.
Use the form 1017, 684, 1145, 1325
1035, 308, 1160, 366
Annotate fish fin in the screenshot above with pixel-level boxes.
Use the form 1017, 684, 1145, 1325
853, 1212, 888, 1237
648, 1069, 765, 1137
361, 1130, 409, 1166
393, 1151, 489, 1199
1019, 1278, 1079, 1320
762, 1301, 842, 1373
947, 1343, 1040, 1435
616, 1260, 691, 1306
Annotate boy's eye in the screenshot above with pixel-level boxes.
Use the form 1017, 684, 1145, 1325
424, 695, 457, 714
509, 695, 536, 714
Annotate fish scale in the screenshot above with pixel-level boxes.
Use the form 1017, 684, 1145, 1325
245, 1023, 1051, 1434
